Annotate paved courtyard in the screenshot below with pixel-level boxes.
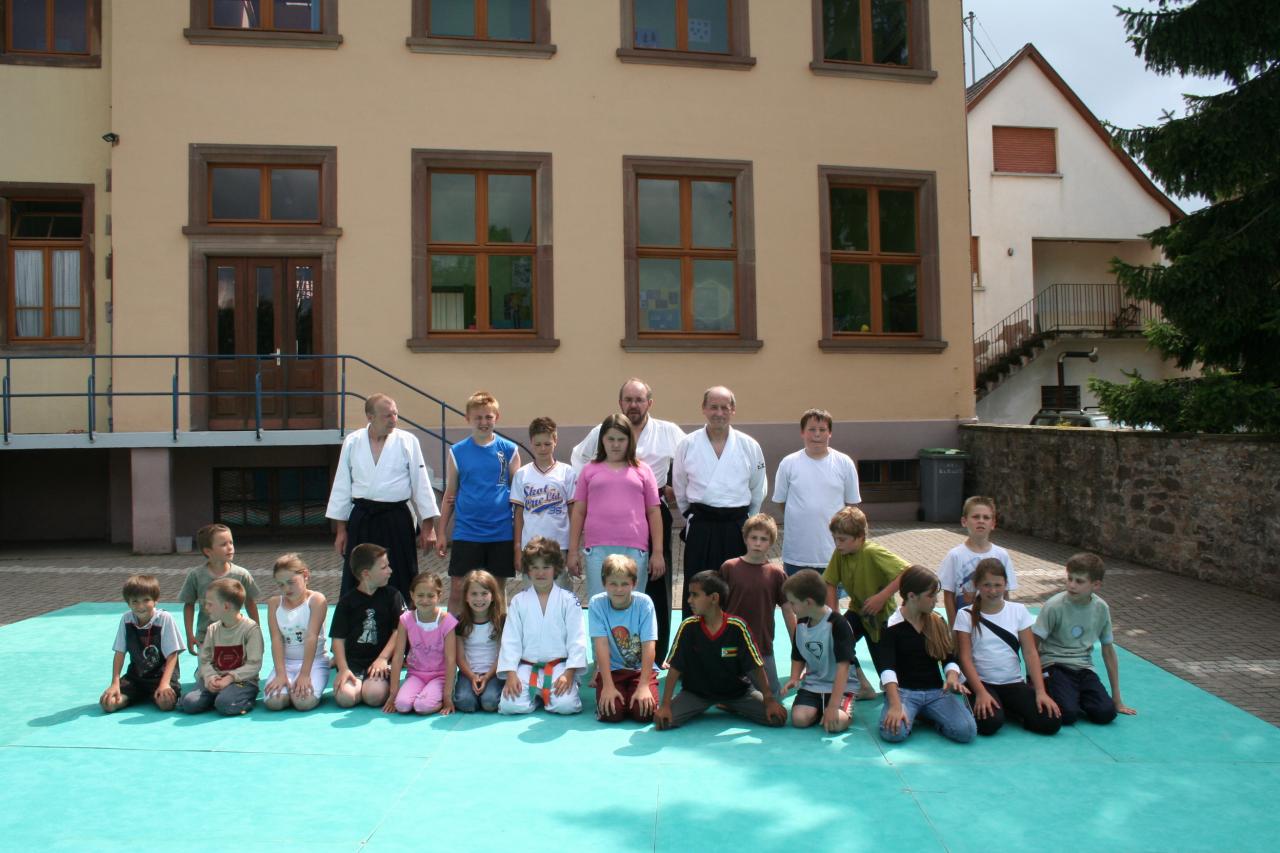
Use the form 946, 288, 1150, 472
2, 522, 1277, 725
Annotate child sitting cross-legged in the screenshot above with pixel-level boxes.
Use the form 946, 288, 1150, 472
654, 571, 787, 731
180, 578, 263, 716
498, 537, 587, 715
100, 574, 182, 713
385, 573, 457, 716
589, 554, 659, 723
779, 569, 858, 734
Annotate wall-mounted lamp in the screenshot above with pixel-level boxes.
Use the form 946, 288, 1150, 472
1006, 247, 1014, 256
102, 132, 119, 145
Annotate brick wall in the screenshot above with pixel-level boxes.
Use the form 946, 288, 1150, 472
960, 424, 1280, 600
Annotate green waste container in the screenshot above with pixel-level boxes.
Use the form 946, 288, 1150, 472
918, 448, 969, 523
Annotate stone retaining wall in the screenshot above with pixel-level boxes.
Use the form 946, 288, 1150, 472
960, 424, 1280, 600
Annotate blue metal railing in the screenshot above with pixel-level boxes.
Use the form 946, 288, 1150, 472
1, 353, 530, 484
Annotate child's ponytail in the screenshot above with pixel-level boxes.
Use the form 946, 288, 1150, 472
900, 565, 952, 660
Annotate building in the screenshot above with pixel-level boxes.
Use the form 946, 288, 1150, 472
965, 43, 1188, 424
1, 1, 973, 549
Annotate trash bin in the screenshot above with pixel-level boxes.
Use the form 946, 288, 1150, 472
917, 448, 969, 523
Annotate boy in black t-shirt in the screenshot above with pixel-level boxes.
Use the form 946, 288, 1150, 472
330, 544, 405, 708
100, 574, 183, 713
654, 571, 786, 730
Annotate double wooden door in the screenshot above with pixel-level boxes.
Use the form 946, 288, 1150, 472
208, 257, 324, 429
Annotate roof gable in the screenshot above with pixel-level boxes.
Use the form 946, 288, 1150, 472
966, 43, 1183, 220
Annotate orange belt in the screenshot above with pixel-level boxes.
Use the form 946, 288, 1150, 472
520, 658, 566, 705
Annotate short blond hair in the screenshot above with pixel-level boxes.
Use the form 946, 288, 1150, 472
829, 506, 867, 538
601, 553, 638, 584
465, 391, 499, 414
742, 513, 778, 545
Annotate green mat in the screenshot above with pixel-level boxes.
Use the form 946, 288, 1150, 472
2, 603, 1276, 852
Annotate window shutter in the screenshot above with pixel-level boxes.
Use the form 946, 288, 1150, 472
970, 235, 980, 286
992, 127, 1056, 173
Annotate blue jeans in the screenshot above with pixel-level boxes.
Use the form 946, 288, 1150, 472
453, 674, 503, 713
879, 687, 977, 743
584, 545, 649, 602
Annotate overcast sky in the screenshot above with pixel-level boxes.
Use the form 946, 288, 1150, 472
961, 0, 1229, 209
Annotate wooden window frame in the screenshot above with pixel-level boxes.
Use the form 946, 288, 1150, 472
809, 0, 935, 83
409, 149, 557, 352
857, 458, 919, 503
0, 183, 95, 352
992, 125, 1060, 176
622, 156, 758, 352
207, 164, 323, 226
617, 0, 754, 70
185, 0, 343, 49
186, 144, 339, 236
818, 165, 944, 353
0, 0, 101, 67
408, 0, 555, 58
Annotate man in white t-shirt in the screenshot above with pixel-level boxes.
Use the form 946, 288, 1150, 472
572, 378, 685, 654
772, 408, 861, 576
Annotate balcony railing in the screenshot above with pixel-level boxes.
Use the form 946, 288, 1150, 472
974, 283, 1162, 386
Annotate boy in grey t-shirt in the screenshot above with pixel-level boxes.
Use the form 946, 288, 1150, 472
179, 523, 261, 653
1033, 553, 1136, 725
781, 569, 858, 733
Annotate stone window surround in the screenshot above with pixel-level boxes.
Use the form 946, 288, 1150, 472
0, 0, 103, 67
809, 0, 936, 83
184, 0, 343, 49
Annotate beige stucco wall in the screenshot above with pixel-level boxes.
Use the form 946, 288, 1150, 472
0, 2, 112, 434
99, 1, 973, 438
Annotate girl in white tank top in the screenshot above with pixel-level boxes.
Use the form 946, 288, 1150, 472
264, 554, 331, 711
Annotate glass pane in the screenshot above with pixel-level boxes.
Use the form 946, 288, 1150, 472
822, 0, 861, 62
302, 467, 327, 500
270, 168, 320, 221
53, 0, 87, 51
638, 258, 682, 331
11, 0, 47, 50
14, 215, 52, 238
211, 167, 261, 220
830, 187, 869, 251
634, 0, 676, 49
52, 250, 80, 337
273, 0, 320, 31
878, 189, 916, 253
687, 0, 728, 53
294, 265, 315, 355
882, 264, 919, 332
487, 0, 531, 41
212, 0, 263, 29
832, 263, 871, 332
430, 173, 476, 243
49, 214, 82, 238
53, 309, 81, 337
13, 250, 43, 336
690, 180, 733, 248
216, 267, 237, 355
430, 255, 476, 330
10, 200, 79, 238
638, 179, 680, 246
279, 467, 300, 500
489, 255, 534, 330
871, 0, 909, 66
692, 259, 735, 331
430, 0, 475, 37
255, 266, 276, 355
487, 174, 533, 243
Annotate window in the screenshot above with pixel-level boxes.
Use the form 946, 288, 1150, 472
409, 0, 554, 57
971, 235, 981, 288
857, 458, 919, 503
216, 466, 331, 530
185, 0, 342, 48
0, 185, 94, 349
992, 126, 1058, 174
1, 0, 101, 67
618, 0, 753, 69
186, 145, 338, 233
622, 157, 757, 351
810, 0, 934, 82
409, 150, 556, 351
818, 166, 943, 352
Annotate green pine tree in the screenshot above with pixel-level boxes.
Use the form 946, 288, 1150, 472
1091, 0, 1280, 432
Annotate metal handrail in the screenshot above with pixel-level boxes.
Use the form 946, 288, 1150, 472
974, 283, 1162, 384
1, 353, 531, 483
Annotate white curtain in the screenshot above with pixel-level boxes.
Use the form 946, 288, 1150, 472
52, 250, 81, 337
13, 250, 43, 337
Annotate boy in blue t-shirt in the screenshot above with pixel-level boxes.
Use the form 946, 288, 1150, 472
588, 554, 659, 723
439, 390, 521, 614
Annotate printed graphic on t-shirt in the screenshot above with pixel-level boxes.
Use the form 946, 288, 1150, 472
213, 644, 245, 672
358, 609, 377, 645
290, 626, 306, 645
521, 483, 568, 519
1070, 623, 1085, 639
611, 625, 642, 669
721, 647, 739, 658
804, 639, 826, 661
496, 450, 509, 486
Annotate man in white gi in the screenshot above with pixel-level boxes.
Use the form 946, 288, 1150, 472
571, 378, 685, 654
326, 393, 440, 600
672, 386, 767, 619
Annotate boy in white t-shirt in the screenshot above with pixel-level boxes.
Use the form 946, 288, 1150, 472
772, 408, 861, 577
511, 416, 578, 591
938, 496, 1017, 626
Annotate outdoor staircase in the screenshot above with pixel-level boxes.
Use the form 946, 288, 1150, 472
974, 283, 1160, 400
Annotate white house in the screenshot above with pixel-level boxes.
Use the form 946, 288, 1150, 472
966, 43, 1189, 423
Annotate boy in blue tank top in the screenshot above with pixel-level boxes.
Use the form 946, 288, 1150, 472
439, 391, 521, 614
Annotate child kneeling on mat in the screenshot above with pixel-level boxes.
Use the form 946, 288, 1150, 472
498, 538, 586, 715
780, 569, 857, 734
589, 554, 660, 723
385, 573, 457, 716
